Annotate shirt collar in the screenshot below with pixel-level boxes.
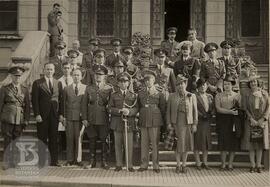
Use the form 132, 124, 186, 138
73, 82, 81, 88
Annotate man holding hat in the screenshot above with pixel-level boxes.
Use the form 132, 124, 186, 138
161, 27, 180, 58
82, 38, 100, 70
0, 66, 30, 170
105, 38, 125, 69
108, 72, 138, 172
82, 65, 113, 170
49, 41, 68, 79
200, 42, 226, 94
137, 69, 166, 173
219, 40, 241, 91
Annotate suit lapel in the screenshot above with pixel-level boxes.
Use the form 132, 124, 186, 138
41, 78, 51, 95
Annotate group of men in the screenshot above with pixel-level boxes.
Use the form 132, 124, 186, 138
1, 6, 244, 172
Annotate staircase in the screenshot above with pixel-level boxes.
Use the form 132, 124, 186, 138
0, 35, 269, 167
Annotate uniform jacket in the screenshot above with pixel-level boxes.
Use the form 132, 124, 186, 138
47, 11, 63, 36
31, 77, 62, 120
82, 51, 94, 70
191, 39, 205, 59
200, 59, 226, 86
49, 55, 69, 79
105, 53, 125, 68
161, 40, 180, 57
166, 92, 198, 125
109, 90, 138, 132
138, 87, 166, 127
218, 56, 241, 79
0, 84, 30, 124
62, 83, 87, 121
81, 83, 113, 125
154, 63, 176, 93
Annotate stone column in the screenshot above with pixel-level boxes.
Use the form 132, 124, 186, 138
132, 0, 151, 35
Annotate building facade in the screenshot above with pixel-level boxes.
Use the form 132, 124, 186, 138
0, 0, 269, 66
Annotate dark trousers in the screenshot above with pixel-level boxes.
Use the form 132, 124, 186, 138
2, 123, 22, 167
37, 110, 58, 166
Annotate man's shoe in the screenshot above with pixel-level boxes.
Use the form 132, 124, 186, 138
51, 162, 61, 167
195, 165, 201, 170
128, 167, 135, 172
201, 163, 211, 170
101, 161, 110, 170
63, 161, 73, 166
256, 167, 262, 173
114, 166, 122, 172
137, 167, 147, 172
75, 161, 84, 167
249, 167, 256, 173
175, 166, 181, 174
153, 168, 160, 173
182, 166, 188, 173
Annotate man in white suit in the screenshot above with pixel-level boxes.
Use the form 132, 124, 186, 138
188, 28, 206, 60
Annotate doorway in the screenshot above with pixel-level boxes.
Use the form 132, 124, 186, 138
164, 0, 190, 42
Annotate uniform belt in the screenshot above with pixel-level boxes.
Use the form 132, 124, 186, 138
143, 104, 158, 108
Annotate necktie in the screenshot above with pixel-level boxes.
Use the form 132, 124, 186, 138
75, 84, 79, 96
65, 77, 68, 86
123, 91, 126, 98
14, 86, 18, 94
49, 80, 53, 93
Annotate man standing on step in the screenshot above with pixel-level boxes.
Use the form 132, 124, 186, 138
0, 66, 30, 170
82, 65, 113, 170
32, 62, 62, 167
161, 27, 180, 58
187, 28, 206, 60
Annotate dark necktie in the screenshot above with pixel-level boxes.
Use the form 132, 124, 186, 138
49, 80, 53, 93
65, 78, 68, 86
75, 84, 79, 96
123, 91, 126, 98
14, 86, 18, 94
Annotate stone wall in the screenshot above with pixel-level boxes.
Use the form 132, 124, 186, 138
132, 0, 151, 35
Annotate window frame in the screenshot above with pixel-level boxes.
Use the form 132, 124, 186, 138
0, 0, 18, 35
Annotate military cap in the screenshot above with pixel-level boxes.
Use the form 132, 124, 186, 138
93, 65, 108, 75
122, 46, 134, 54
196, 78, 207, 88
8, 66, 25, 76
220, 40, 234, 49
67, 49, 79, 58
117, 72, 131, 82
176, 74, 188, 85
167, 27, 178, 34
55, 41, 66, 49
110, 38, 122, 46
154, 48, 168, 57
204, 42, 218, 53
112, 58, 125, 67
93, 48, 106, 57
89, 38, 100, 46
142, 69, 157, 79
224, 75, 236, 85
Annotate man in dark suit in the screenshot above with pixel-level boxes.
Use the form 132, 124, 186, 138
105, 38, 125, 70
0, 66, 30, 170
82, 65, 113, 169
161, 27, 180, 58
108, 72, 138, 172
137, 70, 166, 173
32, 62, 62, 167
49, 41, 68, 79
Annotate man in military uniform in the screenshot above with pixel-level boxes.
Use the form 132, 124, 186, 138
82, 38, 100, 70
105, 38, 125, 69
200, 43, 226, 95
82, 48, 106, 85
161, 27, 180, 58
219, 40, 241, 92
67, 49, 80, 70
49, 41, 68, 79
137, 70, 166, 173
109, 72, 138, 172
0, 66, 30, 170
107, 58, 126, 91
82, 65, 113, 170
187, 28, 206, 60
71, 40, 84, 66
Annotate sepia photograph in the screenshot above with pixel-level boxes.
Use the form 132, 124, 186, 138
0, 0, 269, 186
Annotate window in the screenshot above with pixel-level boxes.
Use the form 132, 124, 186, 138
0, 0, 18, 33
241, 0, 260, 37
